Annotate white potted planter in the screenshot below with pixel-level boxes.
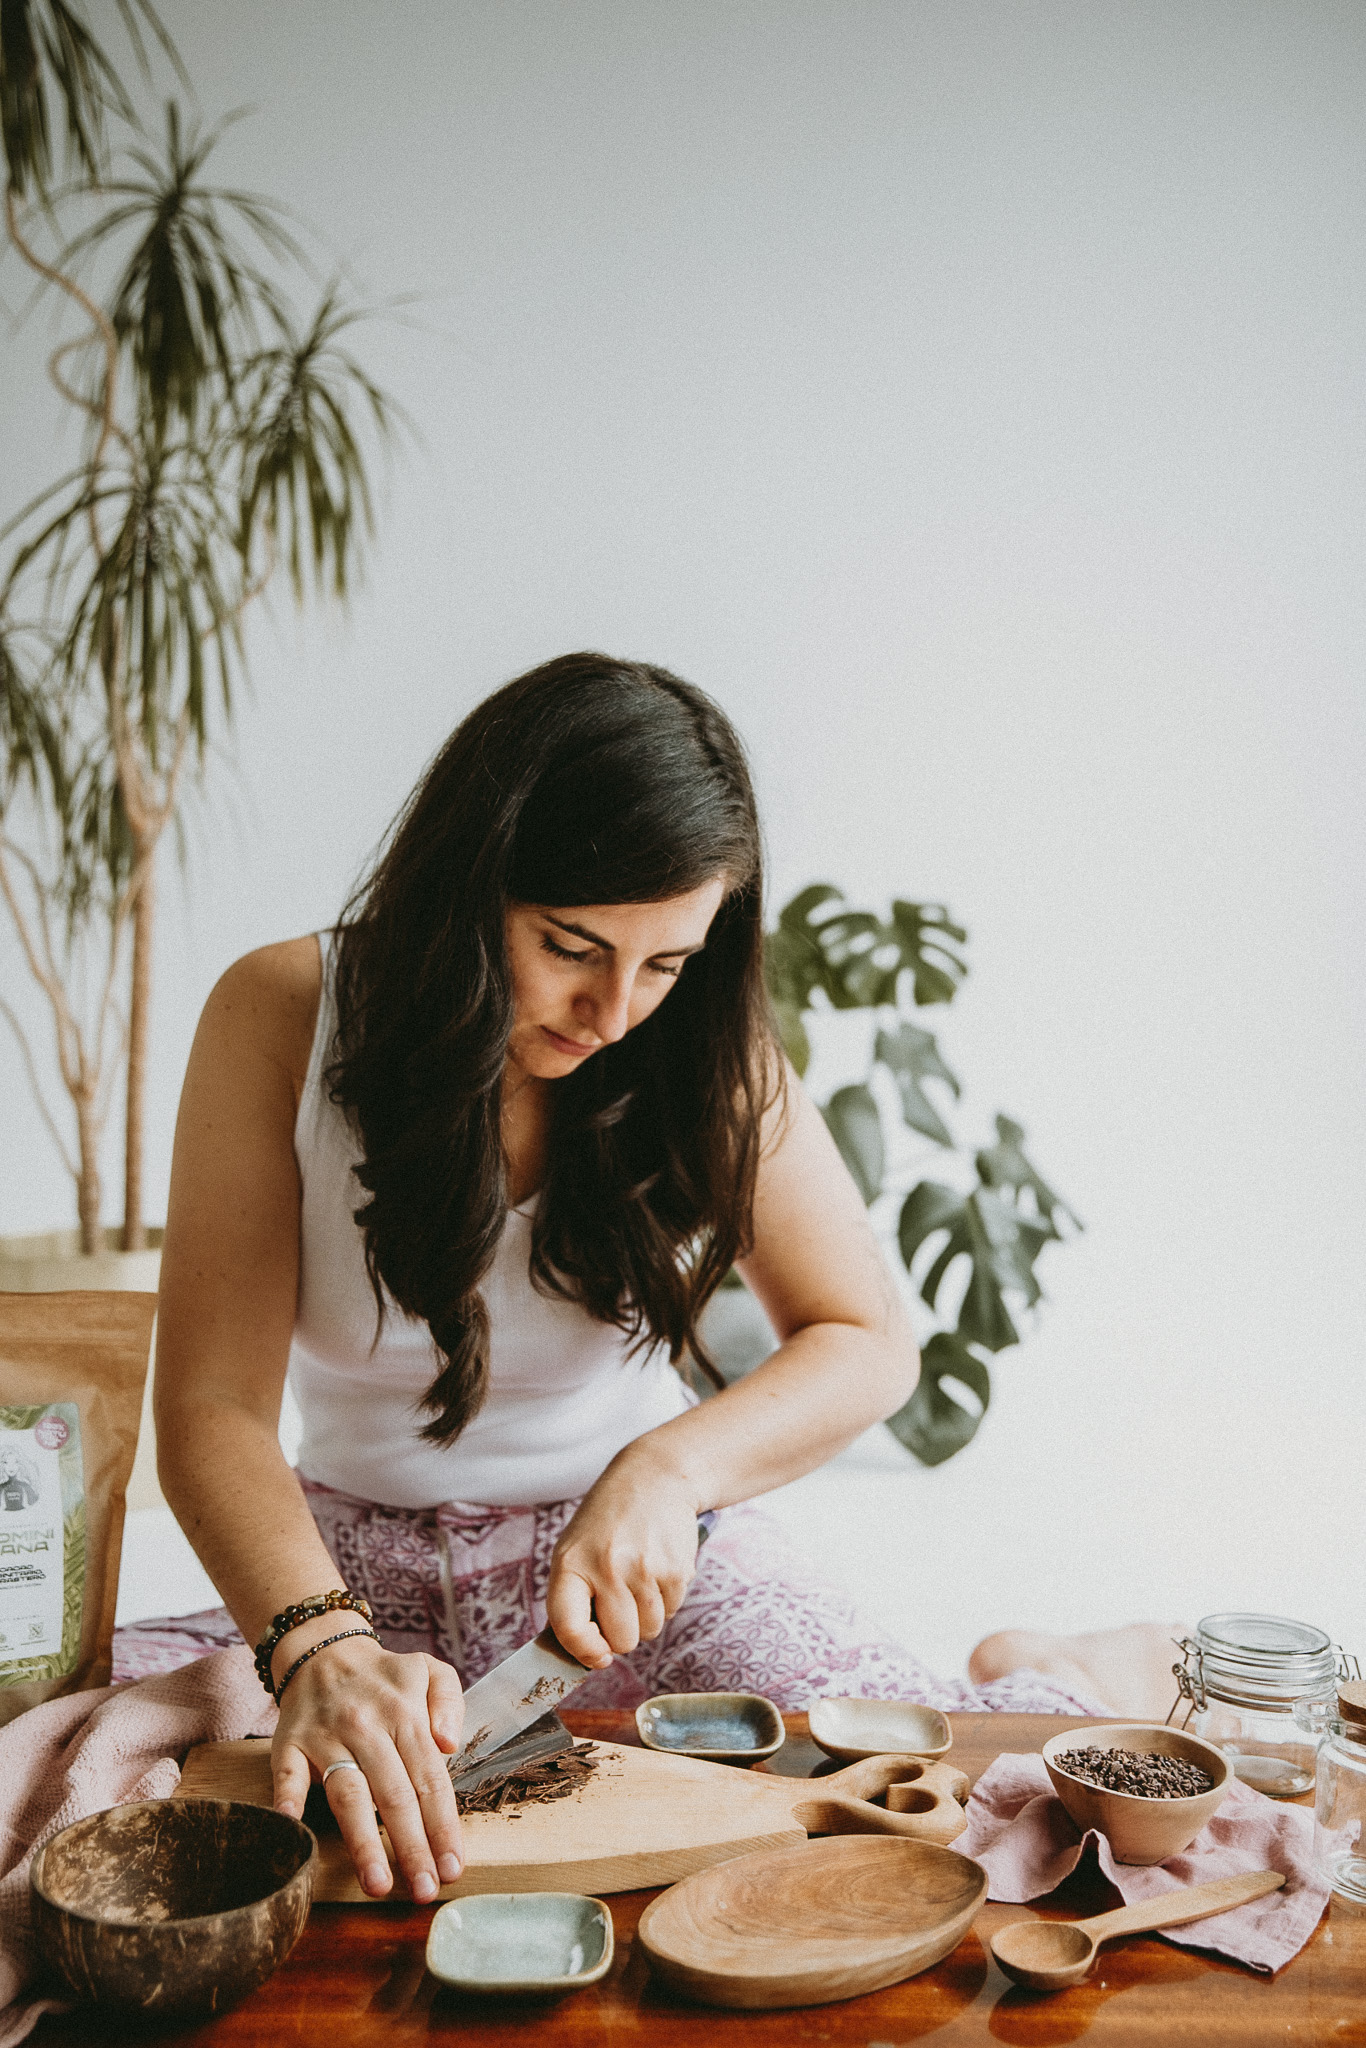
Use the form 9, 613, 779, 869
0, 1228, 164, 1511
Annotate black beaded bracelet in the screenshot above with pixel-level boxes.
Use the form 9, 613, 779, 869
274, 1627, 380, 1704
254, 1588, 375, 1698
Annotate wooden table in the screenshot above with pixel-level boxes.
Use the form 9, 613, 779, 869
33, 1711, 1366, 2045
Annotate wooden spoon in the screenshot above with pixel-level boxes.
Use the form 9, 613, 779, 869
989, 1869, 1285, 1990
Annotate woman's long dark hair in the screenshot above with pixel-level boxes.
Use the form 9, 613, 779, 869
328, 652, 778, 1444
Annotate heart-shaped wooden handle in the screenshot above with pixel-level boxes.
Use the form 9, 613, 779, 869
781, 1756, 971, 1846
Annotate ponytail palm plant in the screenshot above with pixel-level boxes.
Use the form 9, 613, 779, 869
1, 4, 399, 1249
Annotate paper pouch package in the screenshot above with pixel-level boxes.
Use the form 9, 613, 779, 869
0, 1291, 154, 1726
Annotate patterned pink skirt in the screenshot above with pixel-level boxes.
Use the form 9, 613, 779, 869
114, 1479, 1101, 1713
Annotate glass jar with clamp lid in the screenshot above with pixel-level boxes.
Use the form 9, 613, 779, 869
1170, 1612, 1357, 1798
1296, 1682, 1366, 1900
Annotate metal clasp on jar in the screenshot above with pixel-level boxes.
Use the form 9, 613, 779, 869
1167, 1635, 1206, 1726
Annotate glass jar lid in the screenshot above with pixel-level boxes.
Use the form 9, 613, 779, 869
1192, 1611, 1337, 1710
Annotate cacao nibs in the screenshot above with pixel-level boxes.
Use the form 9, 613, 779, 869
457, 1743, 600, 1816
1053, 1747, 1214, 1798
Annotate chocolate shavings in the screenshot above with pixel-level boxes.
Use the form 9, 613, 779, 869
456, 1742, 599, 1817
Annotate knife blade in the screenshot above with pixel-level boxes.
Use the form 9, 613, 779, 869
451, 1625, 592, 1772
450, 1511, 719, 1772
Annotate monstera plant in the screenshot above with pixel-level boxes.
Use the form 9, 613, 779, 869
761, 884, 1081, 1467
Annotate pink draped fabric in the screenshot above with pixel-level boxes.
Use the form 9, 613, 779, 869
0, 1649, 273, 2046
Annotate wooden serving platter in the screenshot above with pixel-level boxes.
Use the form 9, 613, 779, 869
637, 1834, 988, 2008
175, 1739, 807, 1901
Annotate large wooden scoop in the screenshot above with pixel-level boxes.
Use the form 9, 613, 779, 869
990, 1869, 1285, 1989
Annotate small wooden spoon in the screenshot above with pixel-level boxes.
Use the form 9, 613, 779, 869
990, 1870, 1285, 1990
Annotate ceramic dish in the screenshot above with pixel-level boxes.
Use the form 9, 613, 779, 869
636, 1691, 785, 1762
807, 1697, 952, 1764
637, 1834, 987, 2009
425, 1893, 614, 1994
1041, 1723, 1233, 1866
28, 1798, 316, 2017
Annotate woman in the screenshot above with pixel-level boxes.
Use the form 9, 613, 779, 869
154, 653, 1160, 1904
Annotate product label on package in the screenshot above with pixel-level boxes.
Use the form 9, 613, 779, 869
0, 1404, 83, 1684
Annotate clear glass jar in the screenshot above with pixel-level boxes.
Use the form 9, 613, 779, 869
1297, 1694, 1366, 1901
1171, 1612, 1345, 1798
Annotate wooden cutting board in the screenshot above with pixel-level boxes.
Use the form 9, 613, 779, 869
175, 1739, 809, 1901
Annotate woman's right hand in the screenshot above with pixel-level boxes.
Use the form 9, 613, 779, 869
269, 1626, 466, 1900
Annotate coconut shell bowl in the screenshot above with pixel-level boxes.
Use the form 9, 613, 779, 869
29, 1798, 316, 2018
1041, 1723, 1233, 1865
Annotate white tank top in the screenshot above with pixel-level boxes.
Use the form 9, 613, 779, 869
287, 934, 692, 1508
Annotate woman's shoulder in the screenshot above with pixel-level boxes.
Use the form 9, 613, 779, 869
200, 935, 324, 1095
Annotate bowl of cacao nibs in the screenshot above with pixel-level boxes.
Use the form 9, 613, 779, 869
1041, 1724, 1233, 1864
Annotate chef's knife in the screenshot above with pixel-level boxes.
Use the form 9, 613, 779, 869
449, 1510, 718, 1774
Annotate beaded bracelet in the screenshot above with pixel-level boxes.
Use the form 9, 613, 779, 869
254, 1588, 375, 1698
274, 1627, 380, 1704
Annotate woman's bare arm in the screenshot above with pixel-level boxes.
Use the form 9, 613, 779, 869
547, 1070, 919, 1662
155, 941, 463, 1899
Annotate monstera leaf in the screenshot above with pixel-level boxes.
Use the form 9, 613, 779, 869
822, 1084, 884, 1205
764, 888, 842, 1072
768, 885, 968, 1020
897, 1180, 1056, 1353
806, 905, 900, 1009
884, 1331, 991, 1466
874, 1021, 960, 1146
888, 901, 968, 1007
975, 1115, 1080, 1235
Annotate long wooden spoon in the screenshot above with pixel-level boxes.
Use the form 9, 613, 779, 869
990, 1869, 1285, 1989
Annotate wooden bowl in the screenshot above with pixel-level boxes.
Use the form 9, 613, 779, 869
636, 1691, 785, 1762
1041, 1723, 1233, 1866
807, 1696, 952, 1764
425, 1892, 614, 1993
637, 1834, 987, 2008
29, 1799, 316, 2016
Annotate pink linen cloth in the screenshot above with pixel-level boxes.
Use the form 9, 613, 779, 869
0, 1647, 276, 2048
958, 1750, 1330, 1974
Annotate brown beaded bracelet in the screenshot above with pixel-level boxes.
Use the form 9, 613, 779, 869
254, 1588, 375, 1698
273, 1627, 380, 1704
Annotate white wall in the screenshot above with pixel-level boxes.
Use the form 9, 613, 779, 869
6, 2, 1365, 1672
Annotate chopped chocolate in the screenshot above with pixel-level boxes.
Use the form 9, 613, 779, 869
457, 1742, 600, 1815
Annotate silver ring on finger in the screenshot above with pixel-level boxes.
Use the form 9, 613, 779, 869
322, 1757, 366, 1786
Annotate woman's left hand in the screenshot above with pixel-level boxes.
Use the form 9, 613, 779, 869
546, 1450, 701, 1666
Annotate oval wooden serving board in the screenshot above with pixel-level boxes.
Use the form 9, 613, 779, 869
638, 1834, 989, 2008
173, 1742, 967, 1902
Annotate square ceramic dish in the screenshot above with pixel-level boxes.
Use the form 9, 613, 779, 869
1041, 1723, 1232, 1865
424, 1893, 614, 1994
636, 1691, 785, 1762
